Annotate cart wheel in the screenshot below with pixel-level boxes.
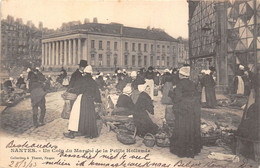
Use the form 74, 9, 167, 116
133, 126, 137, 138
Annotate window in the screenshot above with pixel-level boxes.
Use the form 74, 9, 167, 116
114, 42, 118, 50
144, 44, 147, 52
107, 41, 110, 49
138, 43, 141, 51
132, 43, 135, 51
91, 54, 95, 66
167, 56, 170, 66
162, 56, 165, 67
132, 55, 136, 66
98, 54, 103, 66
138, 55, 142, 67
156, 56, 160, 66
114, 54, 118, 66
91, 40, 95, 49
173, 46, 176, 54
125, 42, 128, 50
144, 56, 147, 66
157, 45, 160, 53
150, 56, 153, 66
107, 54, 110, 67
124, 55, 128, 66
162, 45, 165, 52
151, 44, 154, 51
99, 41, 102, 50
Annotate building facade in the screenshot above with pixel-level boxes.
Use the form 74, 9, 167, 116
1, 15, 45, 73
176, 37, 189, 67
41, 23, 178, 72
188, 0, 260, 92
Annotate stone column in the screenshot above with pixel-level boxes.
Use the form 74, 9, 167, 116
78, 38, 82, 61
73, 39, 77, 65
42, 43, 45, 66
59, 41, 64, 66
44, 43, 48, 66
84, 39, 88, 61
48, 42, 51, 65
60, 41, 63, 66
56, 41, 59, 65
215, 2, 228, 92
64, 40, 67, 66
52, 42, 55, 66
68, 39, 72, 65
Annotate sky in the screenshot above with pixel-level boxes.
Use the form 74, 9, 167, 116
1, 0, 189, 39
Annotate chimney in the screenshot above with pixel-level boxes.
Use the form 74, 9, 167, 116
84, 18, 90, 24
93, 17, 98, 23
147, 26, 151, 30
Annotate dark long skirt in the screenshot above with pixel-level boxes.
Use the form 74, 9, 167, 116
205, 86, 216, 108
133, 110, 159, 137
78, 93, 98, 138
170, 97, 202, 158
161, 82, 173, 105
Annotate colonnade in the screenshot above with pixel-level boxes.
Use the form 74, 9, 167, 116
42, 38, 86, 66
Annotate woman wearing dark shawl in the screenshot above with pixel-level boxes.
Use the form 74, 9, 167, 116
78, 65, 102, 138
133, 85, 159, 137
161, 69, 173, 105
64, 65, 101, 139
112, 84, 135, 116
169, 66, 202, 158
201, 69, 217, 108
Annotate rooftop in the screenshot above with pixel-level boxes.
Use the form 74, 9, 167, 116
42, 23, 178, 42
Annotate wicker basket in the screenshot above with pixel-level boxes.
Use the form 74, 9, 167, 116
155, 131, 170, 147
61, 92, 77, 100
202, 135, 221, 146
143, 133, 156, 147
116, 132, 136, 145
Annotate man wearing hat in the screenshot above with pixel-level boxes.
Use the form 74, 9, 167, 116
67, 60, 88, 107
67, 60, 88, 92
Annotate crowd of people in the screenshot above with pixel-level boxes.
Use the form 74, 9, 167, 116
1, 58, 257, 159
60, 59, 206, 158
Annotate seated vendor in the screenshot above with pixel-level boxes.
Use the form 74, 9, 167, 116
133, 84, 159, 137
112, 84, 134, 116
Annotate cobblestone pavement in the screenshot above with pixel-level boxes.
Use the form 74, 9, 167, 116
0, 91, 64, 136
0, 90, 259, 168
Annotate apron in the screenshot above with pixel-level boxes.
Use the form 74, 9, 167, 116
201, 87, 206, 103
68, 94, 82, 132
236, 76, 244, 95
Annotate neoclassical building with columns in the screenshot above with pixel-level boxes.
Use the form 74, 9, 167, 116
41, 23, 178, 72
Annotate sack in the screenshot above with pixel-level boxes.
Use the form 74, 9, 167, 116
143, 133, 156, 147
62, 77, 69, 86
61, 92, 77, 100
116, 132, 136, 145
61, 100, 71, 119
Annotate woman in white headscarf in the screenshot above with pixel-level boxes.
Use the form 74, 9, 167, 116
233, 64, 245, 95
201, 69, 217, 108
161, 69, 173, 105
112, 84, 135, 116
168, 66, 202, 158
64, 65, 102, 139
